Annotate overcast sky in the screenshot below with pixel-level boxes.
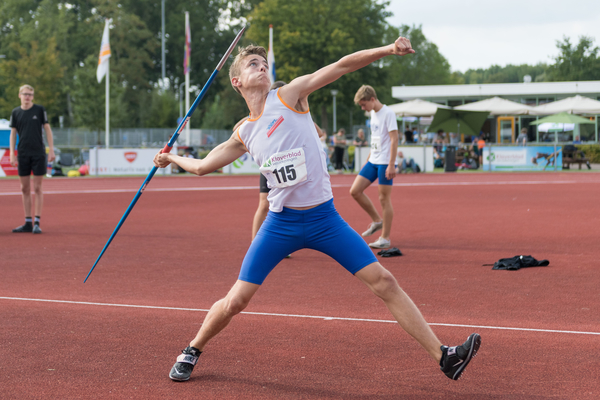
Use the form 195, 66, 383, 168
385, 0, 600, 73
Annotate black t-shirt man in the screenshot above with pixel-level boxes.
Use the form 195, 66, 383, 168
10, 104, 49, 157
9, 85, 55, 234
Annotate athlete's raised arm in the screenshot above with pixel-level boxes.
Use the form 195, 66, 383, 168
278, 37, 414, 108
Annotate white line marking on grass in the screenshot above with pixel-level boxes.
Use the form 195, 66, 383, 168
2, 296, 599, 336
0, 180, 584, 196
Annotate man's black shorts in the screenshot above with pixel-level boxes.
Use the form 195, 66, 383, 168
18, 153, 47, 177
259, 173, 270, 193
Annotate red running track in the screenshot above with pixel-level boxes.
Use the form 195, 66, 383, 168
1, 172, 599, 399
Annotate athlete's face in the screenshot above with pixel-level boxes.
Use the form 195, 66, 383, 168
237, 55, 270, 90
357, 98, 376, 112
19, 90, 34, 107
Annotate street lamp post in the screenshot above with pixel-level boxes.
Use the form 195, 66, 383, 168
161, 0, 166, 84
331, 90, 338, 133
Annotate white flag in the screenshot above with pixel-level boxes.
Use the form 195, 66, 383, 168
268, 25, 275, 85
97, 19, 111, 83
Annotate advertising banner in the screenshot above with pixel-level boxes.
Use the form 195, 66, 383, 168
482, 146, 562, 171
89, 148, 172, 175
225, 152, 260, 174
0, 149, 19, 177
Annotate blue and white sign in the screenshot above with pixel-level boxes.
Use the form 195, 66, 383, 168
482, 146, 562, 171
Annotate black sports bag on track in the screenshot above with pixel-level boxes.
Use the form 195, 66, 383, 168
484, 255, 549, 271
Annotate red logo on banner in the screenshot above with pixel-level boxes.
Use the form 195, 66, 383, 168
0, 149, 19, 176
124, 152, 137, 163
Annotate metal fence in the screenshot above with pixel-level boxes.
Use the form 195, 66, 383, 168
52, 128, 231, 149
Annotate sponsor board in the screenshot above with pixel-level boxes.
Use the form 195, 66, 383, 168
226, 152, 260, 174
89, 148, 172, 175
482, 146, 562, 171
0, 149, 19, 177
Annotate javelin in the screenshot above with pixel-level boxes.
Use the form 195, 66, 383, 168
84, 26, 246, 283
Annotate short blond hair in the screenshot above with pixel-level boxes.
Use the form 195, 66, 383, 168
19, 84, 34, 94
354, 85, 377, 104
229, 45, 268, 94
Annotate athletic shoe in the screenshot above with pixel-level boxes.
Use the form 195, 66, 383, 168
32, 225, 42, 234
169, 346, 201, 381
368, 237, 391, 249
12, 224, 33, 233
362, 221, 383, 237
440, 333, 481, 380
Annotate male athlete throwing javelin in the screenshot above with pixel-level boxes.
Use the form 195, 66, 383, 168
154, 37, 481, 383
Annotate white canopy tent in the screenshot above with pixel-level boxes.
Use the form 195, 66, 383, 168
388, 99, 449, 117
532, 95, 600, 142
454, 96, 537, 115
532, 95, 600, 115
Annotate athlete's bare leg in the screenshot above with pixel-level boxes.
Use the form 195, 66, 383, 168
251, 192, 269, 240
189, 280, 261, 351
350, 175, 381, 223
377, 184, 393, 240
355, 262, 443, 362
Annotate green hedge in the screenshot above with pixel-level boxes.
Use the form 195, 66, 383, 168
577, 144, 600, 163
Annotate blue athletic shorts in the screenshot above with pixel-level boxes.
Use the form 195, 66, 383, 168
239, 199, 378, 285
359, 161, 395, 185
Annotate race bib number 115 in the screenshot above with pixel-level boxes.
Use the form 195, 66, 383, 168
259, 147, 308, 189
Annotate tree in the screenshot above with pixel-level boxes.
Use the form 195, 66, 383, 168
457, 63, 547, 85
383, 25, 455, 103
385, 25, 453, 84
546, 36, 600, 81
0, 38, 65, 119
71, 54, 130, 131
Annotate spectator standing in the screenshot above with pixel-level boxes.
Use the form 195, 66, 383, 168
436, 129, 448, 144
353, 128, 368, 147
403, 128, 413, 144
516, 128, 528, 146
477, 136, 486, 166
426, 130, 436, 143
449, 132, 459, 145
333, 128, 347, 174
9, 84, 55, 234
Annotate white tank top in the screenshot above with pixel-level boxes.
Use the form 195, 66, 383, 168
237, 89, 333, 212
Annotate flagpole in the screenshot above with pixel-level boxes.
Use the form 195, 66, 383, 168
185, 11, 190, 146
106, 56, 110, 149
268, 25, 275, 85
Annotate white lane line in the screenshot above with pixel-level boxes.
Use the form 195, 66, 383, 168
0, 186, 258, 196
2, 296, 598, 336
0, 180, 584, 196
